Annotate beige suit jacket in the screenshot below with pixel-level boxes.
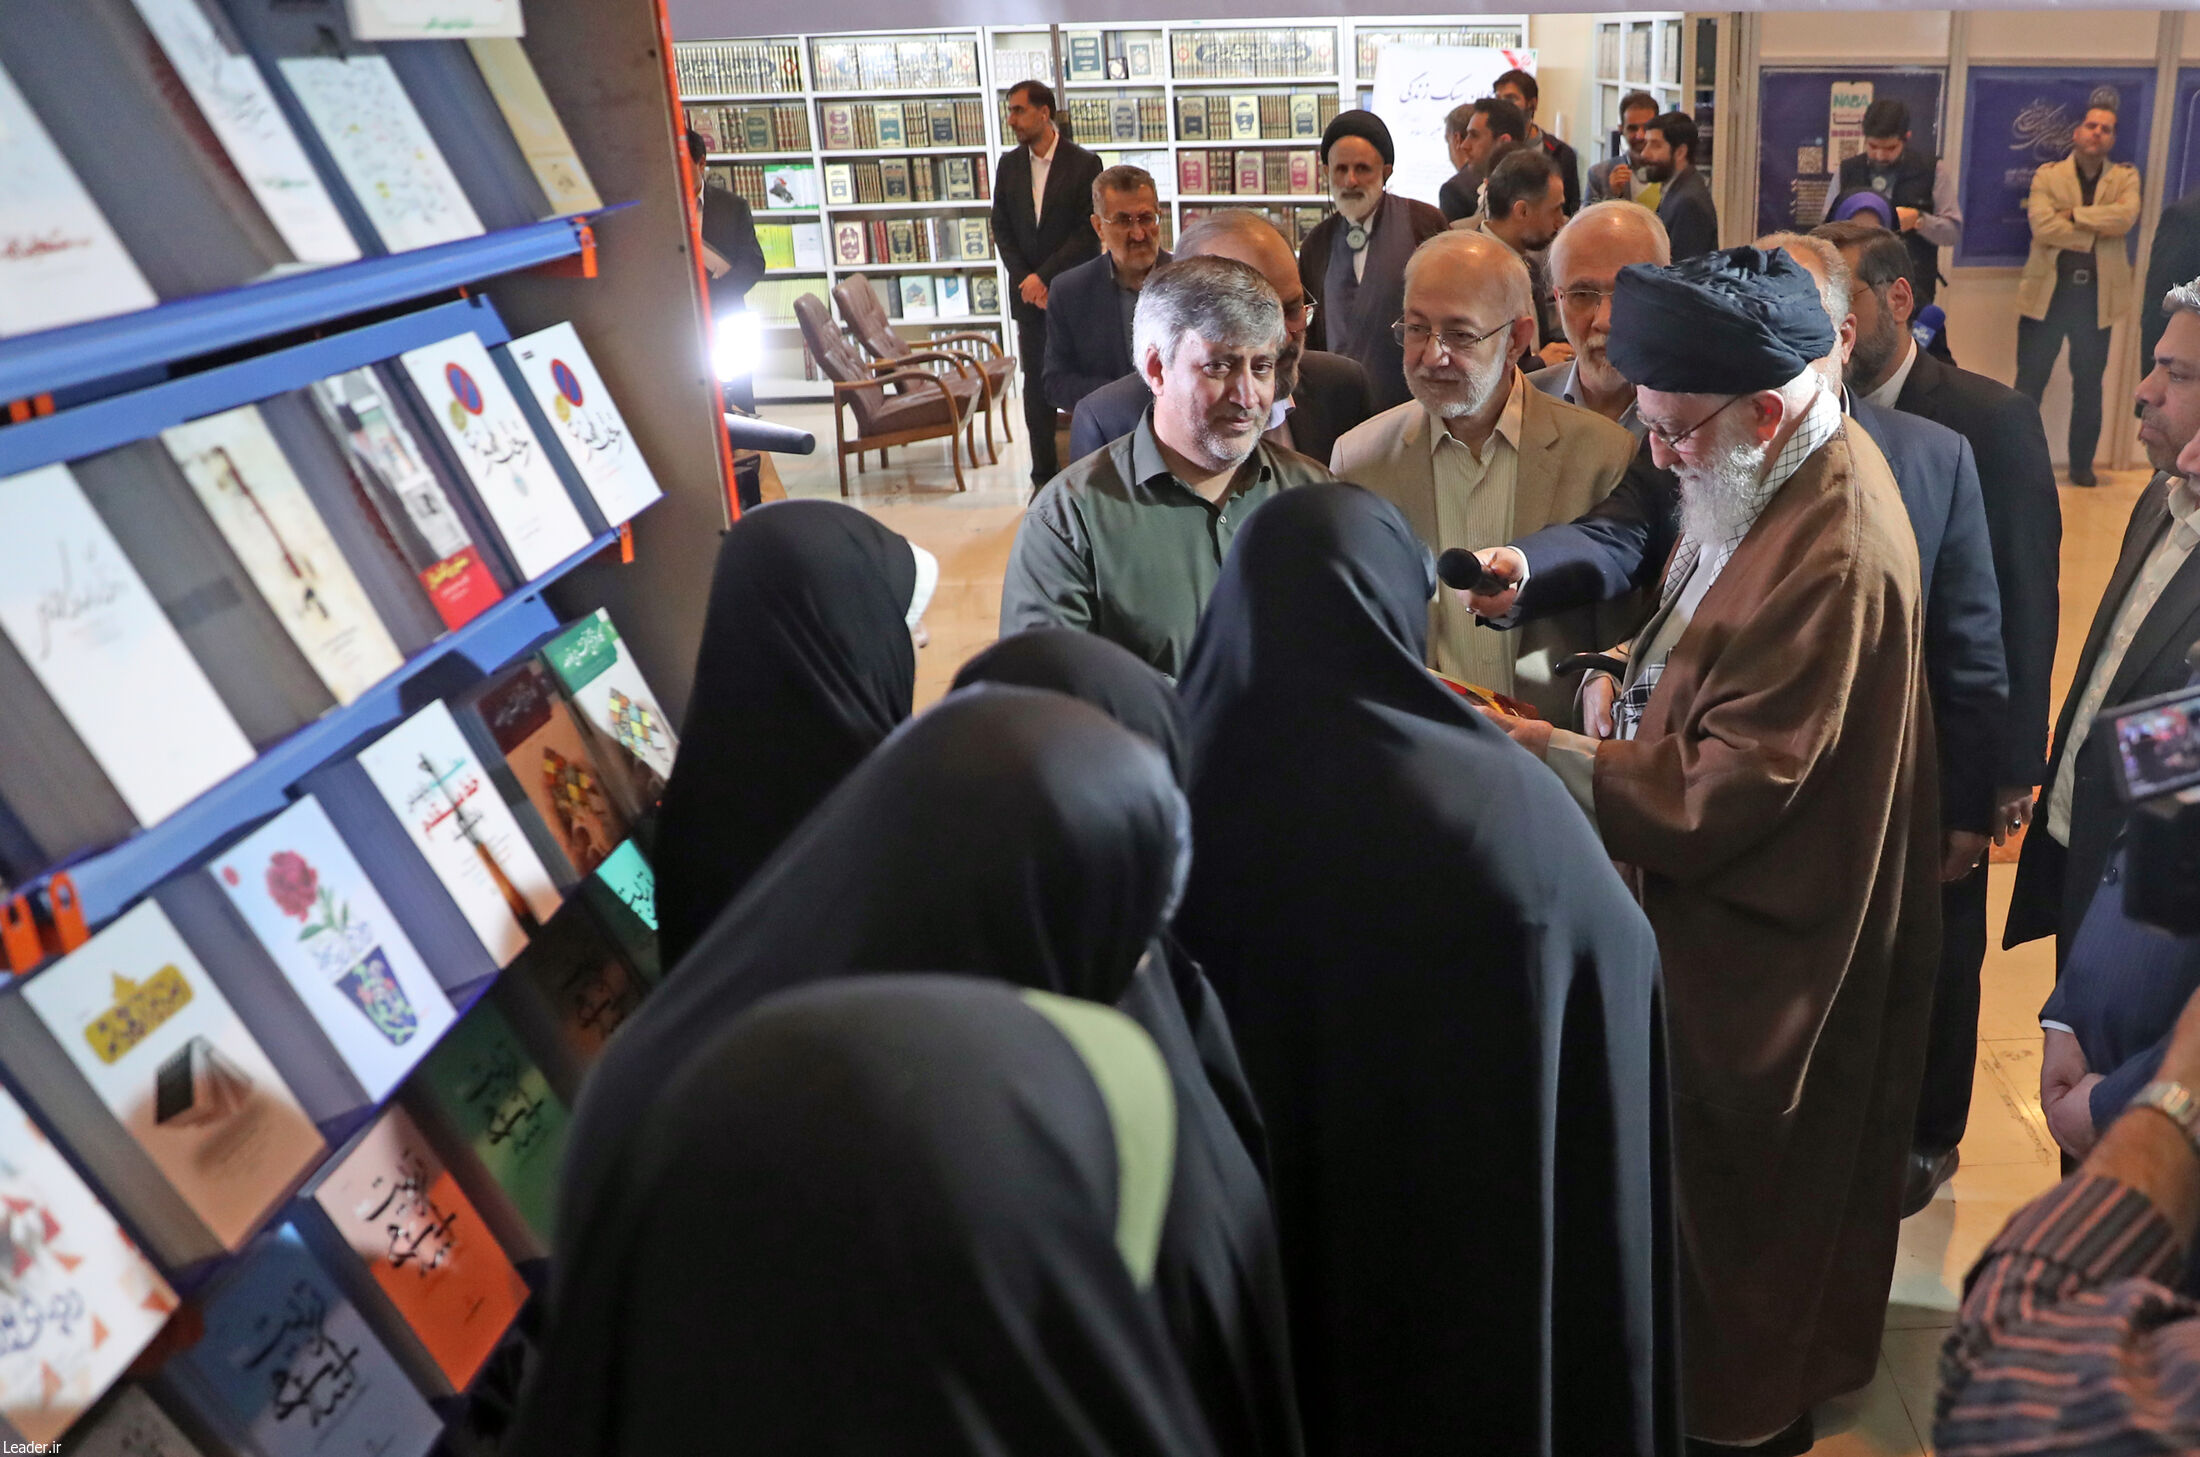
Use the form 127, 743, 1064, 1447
1330, 377, 1640, 722
2018, 156, 2141, 328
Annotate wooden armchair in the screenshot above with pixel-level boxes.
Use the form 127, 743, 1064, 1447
793, 293, 974, 496
833, 278, 1015, 462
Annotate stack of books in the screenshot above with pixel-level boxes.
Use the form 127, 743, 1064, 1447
672, 38, 804, 95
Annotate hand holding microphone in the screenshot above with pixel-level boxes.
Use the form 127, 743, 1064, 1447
1436, 546, 1528, 619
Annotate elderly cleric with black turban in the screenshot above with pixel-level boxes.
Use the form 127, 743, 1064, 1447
1486, 247, 1941, 1456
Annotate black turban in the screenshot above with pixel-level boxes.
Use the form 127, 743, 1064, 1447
1320, 109, 1394, 166
1607, 246, 1835, 394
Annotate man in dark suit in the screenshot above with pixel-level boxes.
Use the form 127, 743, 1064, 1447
1641, 112, 1717, 260
1042, 165, 1168, 417
1069, 211, 1375, 465
2010, 282, 2200, 962
1438, 97, 1525, 224
2144, 189, 2200, 375
993, 80, 1103, 488
1495, 68, 1582, 216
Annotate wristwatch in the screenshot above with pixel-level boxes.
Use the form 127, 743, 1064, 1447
2130, 1081, 2200, 1154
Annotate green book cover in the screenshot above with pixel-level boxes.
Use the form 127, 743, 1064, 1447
417, 998, 570, 1244
583, 838, 661, 985
755, 224, 796, 270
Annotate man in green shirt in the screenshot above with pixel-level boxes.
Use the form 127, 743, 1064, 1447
1002, 254, 1334, 678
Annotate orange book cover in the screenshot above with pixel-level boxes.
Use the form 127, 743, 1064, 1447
313, 1105, 529, 1389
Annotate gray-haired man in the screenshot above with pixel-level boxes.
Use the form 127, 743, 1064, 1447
1043, 164, 1172, 414
1002, 255, 1334, 677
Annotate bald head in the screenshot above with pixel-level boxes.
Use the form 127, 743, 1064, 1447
1548, 200, 1670, 285
1755, 231, 1854, 384
1404, 229, 1533, 323
1176, 209, 1308, 396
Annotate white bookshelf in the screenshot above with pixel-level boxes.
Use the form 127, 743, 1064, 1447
1590, 13, 1689, 182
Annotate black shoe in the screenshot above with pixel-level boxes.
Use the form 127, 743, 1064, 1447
1686, 1412, 1814, 1457
1900, 1145, 1960, 1217
2069, 466, 2098, 487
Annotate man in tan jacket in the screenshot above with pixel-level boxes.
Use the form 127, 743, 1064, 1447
1330, 230, 1637, 723
2016, 103, 2142, 486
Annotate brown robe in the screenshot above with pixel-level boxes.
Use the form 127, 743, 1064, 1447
1590, 426, 1941, 1442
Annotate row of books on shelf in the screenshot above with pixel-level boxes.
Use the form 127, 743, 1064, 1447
1170, 28, 1339, 81
877, 273, 989, 323
1177, 91, 1341, 143
684, 100, 810, 155
671, 37, 803, 97
711, 162, 819, 212
1182, 202, 1333, 252
827, 156, 988, 207
0, 603, 681, 1451
809, 36, 982, 92
0, 320, 662, 881
1, 0, 602, 340
1180, 149, 1326, 199
1063, 30, 1163, 83
1058, 96, 1172, 146
834, 216, 996, 268
1353, 26, 1525, 79
991, 46, 1054, 88
820, 97, 988, 152
748, 278, 831, 325
757, 221, 828, 272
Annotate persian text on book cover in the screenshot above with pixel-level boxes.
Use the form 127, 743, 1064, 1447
0, 57, 157, 336
0, 465, 255, 826
465, 38, 602, 213
398, 333, 593, 579
476, 663, 628, 875
417, 1000, 568, 1243
356, 701, 562, 968
161, 405, 405, 705
126, 0, 360, 264
541, 610, 678, 791
311, 1106, 528, 1387
310, 368, 503, 630
186, 1230, 440, 1457
506, 323, 663, 526
215, 796, 457, 1101
276, 54, 484, 252
0, 1083, 179, 1443
19, 902, 324, 1251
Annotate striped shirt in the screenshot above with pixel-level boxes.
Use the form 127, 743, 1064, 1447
1936, 1171, 2199, 1454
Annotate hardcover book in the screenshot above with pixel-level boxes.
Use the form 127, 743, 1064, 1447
0, 1083, 178, 1443
583, 837, 660, 985
832, 220, 866, 264
790, 221, 826, 268
879, 158, 911, 204
1290, 93, 1320, 138
1237, 151, 1264, 195
505, 322, 665, 527
899, 274, 936, 321
971, 273, 999, 314
1110, 98, 1140, 142
19, 901, 324, 1251
277, 54, 485, 252
0, 57, 157, 335
823, 162, 854, 206
942, 156, 975, 201
413, 998, 570, 1248
539, 610, 677, 813
308, 1106, 530, 1390
936, 273, 969, 319
68, 1386, 208, 1457
398, 332, 594, 581
820, 102, 854, 150
498, 907, 645, 1100
874, 107, 904, 149
1180, 151, 1209, 195
465, 38, 603, 214
1177, 94, 1207, 140
1066, 32, 1103, 81
885, 218, 917, 265
161, 406, 406, 705
957, 215, 990, 260
213, 796, 457, 1101
354, 700, 564, 969
465, 658, 629, 875
929, 107, 957, 146
761, 164, 815, 208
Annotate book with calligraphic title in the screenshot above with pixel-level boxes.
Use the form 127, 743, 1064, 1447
0, 1082, 178, 1444
67, 1385, 210, 1457
464, 38, 602, 215
396, 333, 595, 581
578, 836, 661, 987
279, 53, 485, 252
539, 610, 678, 818
406, 997, 570, 1256
0, 55, 156, 336
161, 405, 408, 705
210, 796, 457, 1101
173, 1227, 439, 1457
502, 323, 665, 527
456, 659, 628, 880
308, 365, 510, 631
1, 901, 324, 1266
491, 903, 646, 1106
0, 464, 256, 869
300, 1105, 529, 1392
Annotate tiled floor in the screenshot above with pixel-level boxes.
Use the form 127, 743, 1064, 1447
760, 391, 2159, 1454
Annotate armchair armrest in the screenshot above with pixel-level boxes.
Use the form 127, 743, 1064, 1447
926, 331, 1007, 359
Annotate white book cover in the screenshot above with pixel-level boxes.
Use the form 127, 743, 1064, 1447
399, 333, 593, 579
936, 273, 969, 319
162, 405, 405, 705
466, 38, 601, 214
348, 0, 523, 40
276, 55, 484, 253
127, 0, 362, 265
0, 1086, 180, 1444
356, 700, 562, 968
0, 58, 158, 337
20, 901, 325, 1251
790, 220, 826, 270
505, 323, 663, 527
214, 795, 457, 1100
0, 464, 256, 827
68, 1385, 209, 1457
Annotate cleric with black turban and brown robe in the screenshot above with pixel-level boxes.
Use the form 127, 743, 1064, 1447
1489, 248, 1941, 1454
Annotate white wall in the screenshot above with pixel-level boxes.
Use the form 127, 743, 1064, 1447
1528, 11, 1598, 163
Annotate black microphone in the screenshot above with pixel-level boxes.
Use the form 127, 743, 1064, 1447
723, 412, 818, 455
1435, 547, 1508, 597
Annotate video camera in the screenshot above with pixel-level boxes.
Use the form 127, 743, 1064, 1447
2108, 647, 2200, 934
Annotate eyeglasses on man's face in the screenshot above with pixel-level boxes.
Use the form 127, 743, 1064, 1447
1642, 393, 1746, 451
1103, 211, 1162, 232
1557, 284, 1618, 311
1282, 293, 1319, 328
1391, 318, 1510, 358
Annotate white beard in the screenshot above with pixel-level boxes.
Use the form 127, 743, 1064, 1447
1676, 432, 1775, 551
1333, 187, 1381, 223
1411, 339, 1512, 420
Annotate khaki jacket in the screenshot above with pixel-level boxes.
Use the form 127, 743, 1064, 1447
1330, 377, 1638, 720
2019, 155, 2141, 328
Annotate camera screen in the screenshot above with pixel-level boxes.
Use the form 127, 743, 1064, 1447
2114, 689, 2200, 800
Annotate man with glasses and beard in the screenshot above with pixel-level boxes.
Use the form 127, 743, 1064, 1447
1069, 210, 1376, 465
1528, 200, 1672, 436
1043, 165, 1170, 415
1329, 230, 1638, 722
1002, 255, 1333, 678
1480, 247, 1936, 1456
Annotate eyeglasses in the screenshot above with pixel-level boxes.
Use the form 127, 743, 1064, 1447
1103, 211, 1161, 231
1391, 318, 1510, 357
1557, 285, 1618, 309
1283, 293, 1319, 327
1642, 393, 1746, 450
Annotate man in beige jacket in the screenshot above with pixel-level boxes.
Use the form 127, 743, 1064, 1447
1330, 230, 1638, 723
2016, 103, 2141, 486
